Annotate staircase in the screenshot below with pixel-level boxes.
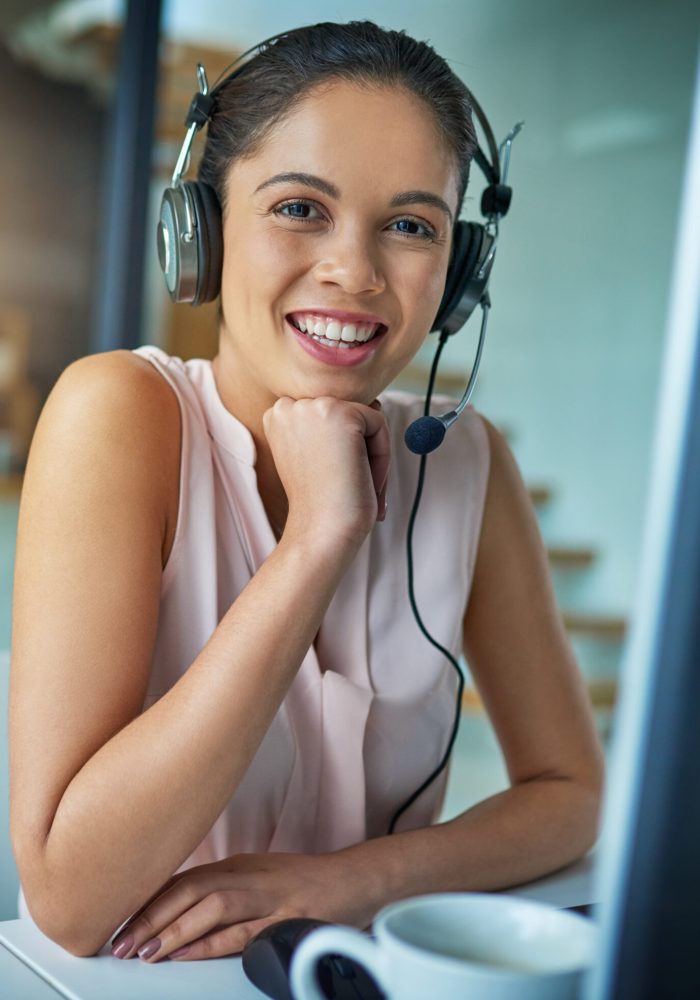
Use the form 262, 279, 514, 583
390, 364, 626, 736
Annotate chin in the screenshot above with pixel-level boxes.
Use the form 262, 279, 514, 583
286, 375, 380, 404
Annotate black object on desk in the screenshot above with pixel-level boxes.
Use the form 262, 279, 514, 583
242, 917, 385, 1000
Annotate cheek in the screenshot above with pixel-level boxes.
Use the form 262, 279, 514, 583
221, 227, 308, 299
389, 252, 450, 319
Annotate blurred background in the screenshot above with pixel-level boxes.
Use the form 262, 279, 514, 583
0, 0, 698, 919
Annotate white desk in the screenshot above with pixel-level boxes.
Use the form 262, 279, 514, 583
0, 852, 597, 999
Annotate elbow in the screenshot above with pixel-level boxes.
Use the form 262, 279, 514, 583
21, 882, 107, 958
16, 857, 111, 958
47, 910, 108, 958
576, 784, 604, 858
13, 824, 120, 957
569, 756, 606, 859
34, 907, 109, 958
48, 927, 105, 959
587, 746, 607, 836
531, 754, 606, 863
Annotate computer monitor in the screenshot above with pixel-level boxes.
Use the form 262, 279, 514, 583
585, 45, 700, 1000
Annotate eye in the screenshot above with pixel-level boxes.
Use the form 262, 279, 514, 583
273, 199, 325, 223
390, 217, 437, 241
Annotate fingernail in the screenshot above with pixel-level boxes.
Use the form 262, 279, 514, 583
379, 498, 388, 521
138, 937, 161, 960
111, 926, 130, 946
111, 934, 133, 959
170, 944, 191, 959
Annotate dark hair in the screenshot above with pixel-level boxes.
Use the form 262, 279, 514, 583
198, 20, 476, 219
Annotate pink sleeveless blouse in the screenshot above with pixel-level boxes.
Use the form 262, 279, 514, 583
133, 345, 491, 865
129, 346, 489, 870
18, 345, 490, 917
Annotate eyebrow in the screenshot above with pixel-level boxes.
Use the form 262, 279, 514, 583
389, 190, 453, 225
254, 172, 339, 199
253, 172, 454, 224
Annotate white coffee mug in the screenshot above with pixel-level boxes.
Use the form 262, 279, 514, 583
290, 892, 597, 1000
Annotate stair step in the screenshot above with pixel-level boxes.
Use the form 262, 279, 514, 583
547, 545, 596, 568
562, 612, 627, 640
0, 474, 22, 500
529, 484, 553, 508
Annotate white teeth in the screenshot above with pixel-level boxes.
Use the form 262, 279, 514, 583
289, 313, 383, 344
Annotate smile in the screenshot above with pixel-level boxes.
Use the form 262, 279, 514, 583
287, 312, 387, 347
285, 314, 388, 367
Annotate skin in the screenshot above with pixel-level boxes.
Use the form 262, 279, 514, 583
10, 79, 604, 961
211, 80, 459, 534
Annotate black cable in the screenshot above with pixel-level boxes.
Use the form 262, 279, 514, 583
387, 330, 466, 835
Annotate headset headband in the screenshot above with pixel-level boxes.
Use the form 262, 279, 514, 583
175, 26, 512, 220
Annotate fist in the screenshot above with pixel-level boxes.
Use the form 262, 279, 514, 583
262, 396, 390, 549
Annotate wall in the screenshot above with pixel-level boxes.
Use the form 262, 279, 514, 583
0, 43, 107, 405
415, 0, 699, 617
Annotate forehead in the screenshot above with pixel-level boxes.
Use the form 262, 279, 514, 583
228, 80, 460, 212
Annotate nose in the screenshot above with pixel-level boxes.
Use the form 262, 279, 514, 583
312, 226, 386, 296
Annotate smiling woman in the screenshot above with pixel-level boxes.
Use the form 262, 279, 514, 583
8, 20, 603, 963
211, 77, 460, 495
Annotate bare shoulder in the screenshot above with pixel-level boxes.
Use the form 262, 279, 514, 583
43, 349, 179, 438
473, 412, 529, 504
22, 349, 181, 565
466, 411, 549, 604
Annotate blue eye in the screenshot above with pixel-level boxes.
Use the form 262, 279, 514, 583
275, 200, 323, 222
391, 218, 436, 240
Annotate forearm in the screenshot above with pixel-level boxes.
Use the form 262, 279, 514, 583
36, 531, 355, 955
336, 777, 602, 914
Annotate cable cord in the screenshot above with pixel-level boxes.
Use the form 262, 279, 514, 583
387, 329, 466, 835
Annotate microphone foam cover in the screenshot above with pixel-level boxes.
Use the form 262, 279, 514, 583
404, 416, 446, 455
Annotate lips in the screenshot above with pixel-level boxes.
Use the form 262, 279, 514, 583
286, 312, 387, 345
286, 316, 388, 367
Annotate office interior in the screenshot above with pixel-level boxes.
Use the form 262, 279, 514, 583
0, 0, 698, 924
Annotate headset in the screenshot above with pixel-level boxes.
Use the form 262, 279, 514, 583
157, 26, 523, 836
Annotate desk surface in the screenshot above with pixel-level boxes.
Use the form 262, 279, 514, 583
0, 852, 597, 1000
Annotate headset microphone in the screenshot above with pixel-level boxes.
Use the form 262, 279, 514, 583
404, 121, 523, 456
404, 291, 490, 454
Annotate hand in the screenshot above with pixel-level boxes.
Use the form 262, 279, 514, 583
262, 396, 390, 549
109, 851, 381, 963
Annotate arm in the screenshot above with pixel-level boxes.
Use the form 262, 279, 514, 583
98, 413, 605, 965
333, 414, 605, 901
9, 353, 359, 956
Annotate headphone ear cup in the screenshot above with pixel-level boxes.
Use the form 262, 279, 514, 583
431, 221, 486, 333
185, 180, 223, 305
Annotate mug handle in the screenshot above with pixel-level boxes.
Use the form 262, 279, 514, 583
290, 925, 391, 1000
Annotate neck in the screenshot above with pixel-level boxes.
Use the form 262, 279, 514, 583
211, 346, 288, 529
211, 349, 273, 468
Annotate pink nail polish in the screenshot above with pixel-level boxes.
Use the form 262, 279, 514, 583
170, 944, 190, 959
111, 934, 133, 959
138, 937, 161, 960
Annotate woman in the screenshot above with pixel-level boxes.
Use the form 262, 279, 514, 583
9, 21, 604, 961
